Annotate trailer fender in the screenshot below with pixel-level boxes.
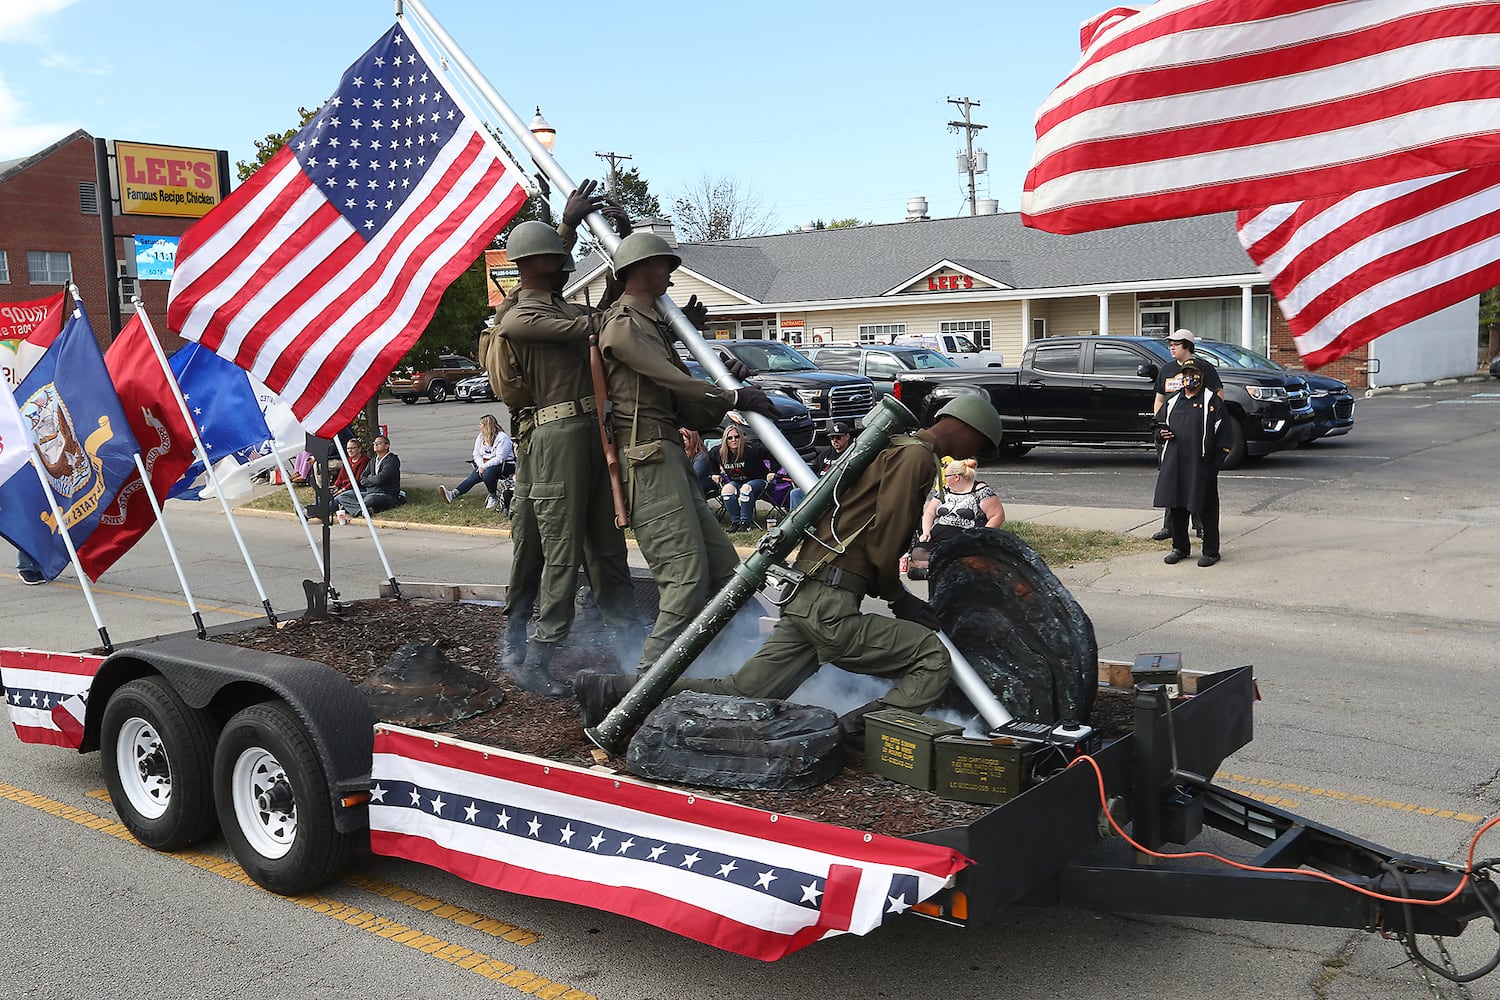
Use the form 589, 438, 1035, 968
82, 636, 375, 834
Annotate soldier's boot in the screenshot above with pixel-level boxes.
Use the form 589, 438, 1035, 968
500, 620, 528, 672
513, 642, 568, 698
575, 670, 639, 729
835, 699, 887, 750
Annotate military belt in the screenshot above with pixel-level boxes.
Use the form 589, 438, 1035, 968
534, 397, 597, 426
791, 560, 867, 596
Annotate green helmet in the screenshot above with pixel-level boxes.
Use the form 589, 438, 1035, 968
561, 254, 577, 274
506, 220, 567, 260
612, 232, 681, 276
935, 395, 1005, 452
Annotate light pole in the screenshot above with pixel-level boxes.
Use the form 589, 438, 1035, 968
947, 96, 987, 216
528, 106, 556, 152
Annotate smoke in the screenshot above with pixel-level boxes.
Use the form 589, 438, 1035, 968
788, 663, 986, 737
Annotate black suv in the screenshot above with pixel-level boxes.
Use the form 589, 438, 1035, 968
697, 340, 876, 437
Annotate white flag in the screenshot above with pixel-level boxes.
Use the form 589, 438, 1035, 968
0, 384, 33, 489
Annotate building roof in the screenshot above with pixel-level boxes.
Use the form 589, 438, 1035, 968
0, 129, 93, 185
572, 210, 1259, 306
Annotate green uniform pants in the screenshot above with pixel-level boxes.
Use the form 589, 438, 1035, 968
528, 413, 639, 644
626, 438, 741, 668
505, 432, 542, 631
672, 578, 952, 711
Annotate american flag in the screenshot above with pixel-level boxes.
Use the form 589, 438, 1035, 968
1, 648, 102, 749
168, 25, 529, 438
1022, 0, 1500, 235
1238, 166, 1500, 367
369, 726, 969, 961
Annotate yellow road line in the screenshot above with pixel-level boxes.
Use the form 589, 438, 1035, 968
0, 781, 594, 999
1215, 772, 1488, 823
1, 574, 258, 619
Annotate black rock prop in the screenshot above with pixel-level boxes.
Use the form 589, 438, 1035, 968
928, 529, 1098, 725
626, 692, 843, 791
357, 642, 505, 727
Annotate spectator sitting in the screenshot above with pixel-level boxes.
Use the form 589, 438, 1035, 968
304, 438, 368, 523
440, 414, 515, 510
710, 426, 772, 532
337, 435, 403, 518
910, 459, 1005, 576
289, 450, 315, 486
680, 427, 715, 497
787, 421, 853, 510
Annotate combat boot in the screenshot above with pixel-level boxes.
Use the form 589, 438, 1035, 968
513, 642, 568, 697
575, 670, 638, 729
500, 620, 528, 672
835, 699, 887, 750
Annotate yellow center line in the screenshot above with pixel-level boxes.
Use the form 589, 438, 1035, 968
0, 781, 595, 999
2, 574, 258, 618
1215, 772, 1488, 823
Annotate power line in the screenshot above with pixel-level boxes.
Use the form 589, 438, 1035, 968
594, 151, 632, 197
946, 96, 987, 216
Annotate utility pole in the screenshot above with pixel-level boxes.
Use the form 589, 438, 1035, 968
594, 150, 633, 198
947, 96, 986, 216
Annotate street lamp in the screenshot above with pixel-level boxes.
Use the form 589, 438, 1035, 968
529, 106, 556, 152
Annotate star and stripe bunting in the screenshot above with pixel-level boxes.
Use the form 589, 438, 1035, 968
1, 648, 102, 749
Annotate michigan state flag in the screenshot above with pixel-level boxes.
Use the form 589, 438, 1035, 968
0, 303, 141, 581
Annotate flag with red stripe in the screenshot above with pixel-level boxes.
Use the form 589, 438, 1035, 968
1, 648, 103, 749
369, 726, 970, 961
1238, 166, 1500, 367
167, 24, 528, 437
1023, 0, 1500, 235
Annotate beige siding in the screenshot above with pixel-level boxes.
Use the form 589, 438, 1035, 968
565, 268, 749, 309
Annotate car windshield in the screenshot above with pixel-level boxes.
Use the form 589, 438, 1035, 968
725, 342, 817, 373
906, 349, 958, 370
1194, 341, 1283, 372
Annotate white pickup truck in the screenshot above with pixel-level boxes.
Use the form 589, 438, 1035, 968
892, 333, 1006, 368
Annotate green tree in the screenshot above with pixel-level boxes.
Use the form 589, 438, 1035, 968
236, 107, 319, 181
827, 217, 867, 229
609, 166, 661, 220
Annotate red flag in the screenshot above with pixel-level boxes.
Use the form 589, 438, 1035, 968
1, 291, 67, 387
167, 25, 527, 437
1022, 0, 1500, 234
76, 315, 197, 578
1238, 166, 1500, 368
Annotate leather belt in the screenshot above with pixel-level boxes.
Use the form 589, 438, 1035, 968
792, 561, 867, 595
534, 397, 597, 426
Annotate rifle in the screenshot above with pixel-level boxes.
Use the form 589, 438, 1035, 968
585, 289, 629, 528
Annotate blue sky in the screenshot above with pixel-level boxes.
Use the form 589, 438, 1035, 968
0, 0, 1112, 231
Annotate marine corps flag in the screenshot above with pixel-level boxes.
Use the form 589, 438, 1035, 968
0, 304, 141, 581
75, 315, 198, 579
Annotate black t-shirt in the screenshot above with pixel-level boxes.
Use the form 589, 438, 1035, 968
1156, 356, 1222, 396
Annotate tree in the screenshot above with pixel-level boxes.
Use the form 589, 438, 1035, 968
1481, 286, 1500, 362
672, 174, 775, 242
789, 217, 869, 233
609, 166, 661, 221
236, 107, 319, 182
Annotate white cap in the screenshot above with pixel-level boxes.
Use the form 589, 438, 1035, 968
1168, 329, 1195, 343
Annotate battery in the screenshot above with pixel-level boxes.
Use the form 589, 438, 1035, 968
864, 709, 962, 790
1132, 652, 1183, 698
933, 735, 1040, 804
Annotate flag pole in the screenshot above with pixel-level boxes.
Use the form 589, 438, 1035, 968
131, 452, 207, 639
269, 446, 325, 575
331, 434, 401, 598
132, 301, 278, 626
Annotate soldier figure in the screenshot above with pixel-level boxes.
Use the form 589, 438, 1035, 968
597, 232, 779, 671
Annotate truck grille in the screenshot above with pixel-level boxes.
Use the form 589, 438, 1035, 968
1334, 398, 1354, 419
828, 384, 875, 420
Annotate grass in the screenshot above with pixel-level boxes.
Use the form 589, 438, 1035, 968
240, 487, 1153, 564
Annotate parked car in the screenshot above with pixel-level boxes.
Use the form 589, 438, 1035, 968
802, 344, 959, 397
455, 373, 496, 403
683, 359, 817, 460
1490, 355, 1500, 378
692, 340, 876, 437
1193, 341, 1355, 443
891, 332, 1006, 367
386, 354, 483, 404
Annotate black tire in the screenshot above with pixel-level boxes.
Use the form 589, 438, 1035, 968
427, 381, 448, 403
1221, 418, 1247, 469
400, 396, 416, 405
214, 702, 354, 895
101, 676, 220, 851
998, 442, 1033, 459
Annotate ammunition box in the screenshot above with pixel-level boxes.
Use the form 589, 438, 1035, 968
934, 736, 1037, 804
864, 709, 962, 790
1132, 652, 1183, 698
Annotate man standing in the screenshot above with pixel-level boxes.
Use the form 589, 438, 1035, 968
598, 232, 779, 671
496, 212, 644, 696
577, 396, 1007, 748
1154, 362, 1232, 567
1150, 329, 1222, 541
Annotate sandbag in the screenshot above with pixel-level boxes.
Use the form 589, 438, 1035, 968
626, 692, 843, 791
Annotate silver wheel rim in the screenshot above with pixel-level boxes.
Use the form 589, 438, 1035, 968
116, 717, 171, 820
231, 746, 296, 859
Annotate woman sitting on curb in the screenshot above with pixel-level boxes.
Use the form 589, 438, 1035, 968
304, 438, 368, 524
440, 414, 515, 511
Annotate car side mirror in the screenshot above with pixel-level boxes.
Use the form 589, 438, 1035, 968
1137, 362, 1158, 379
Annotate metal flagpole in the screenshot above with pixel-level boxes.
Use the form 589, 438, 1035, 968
331, 435, 400, 598
269, 446, 324, 575
131, 452, 207, 639
132, 302, 278, 626
399, 2, 1013, 730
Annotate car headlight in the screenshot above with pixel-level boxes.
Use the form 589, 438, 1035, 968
1245, 385, 1287, 401
794, 389, 824, 407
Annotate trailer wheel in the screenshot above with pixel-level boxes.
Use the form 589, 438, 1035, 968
101, 676, 219, 851
214, 702, 353, 895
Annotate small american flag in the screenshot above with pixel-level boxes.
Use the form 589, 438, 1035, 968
369, 726, 969, 961
168, 24, 528, 437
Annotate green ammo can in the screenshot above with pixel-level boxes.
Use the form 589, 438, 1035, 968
864, 709, 963, 790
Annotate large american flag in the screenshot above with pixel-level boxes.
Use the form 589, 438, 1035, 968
1022, 0, 1500, 236
369, 726, 970, 961
168, 25, 528, 437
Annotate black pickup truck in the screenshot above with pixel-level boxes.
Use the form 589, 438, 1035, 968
892, 335, 1316, 467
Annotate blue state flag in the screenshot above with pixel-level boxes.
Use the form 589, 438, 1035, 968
167, 342, 274, 500
0, 303, 141, 580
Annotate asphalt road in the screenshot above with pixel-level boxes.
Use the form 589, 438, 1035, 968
2, 381, 1499, 999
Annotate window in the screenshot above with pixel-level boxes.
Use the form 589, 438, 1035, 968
1175, 296, 1271, 356
27, 251, 72, 284
739, 320, 766, 340
813, 349, 860, 373
0, 250, 8, 283
941, 319, 992, 349
858, 323, 905, 344
1031, 343, 1081, 374
1093, 344, 1148, 377
864, 353, 901, 379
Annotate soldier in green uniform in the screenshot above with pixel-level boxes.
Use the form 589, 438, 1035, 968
597, 232, 780, 671
497, 212, 644, 695
576, 396, 1006, 746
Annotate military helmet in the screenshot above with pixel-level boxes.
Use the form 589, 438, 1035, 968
561, 254, 577, 274
611, 232, 681, 276
506, 220, 567, 260
935, 394, 1005, 451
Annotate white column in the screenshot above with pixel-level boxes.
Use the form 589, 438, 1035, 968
1020, 298, 1033, 347
1098, 293, 1110, 336
1241, 285, 1254, 349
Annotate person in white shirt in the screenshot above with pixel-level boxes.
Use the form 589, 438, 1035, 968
440, 414, 515, 510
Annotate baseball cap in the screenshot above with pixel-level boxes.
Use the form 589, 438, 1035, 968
1168, 329, 1195, 343
829, 421, 853, 436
